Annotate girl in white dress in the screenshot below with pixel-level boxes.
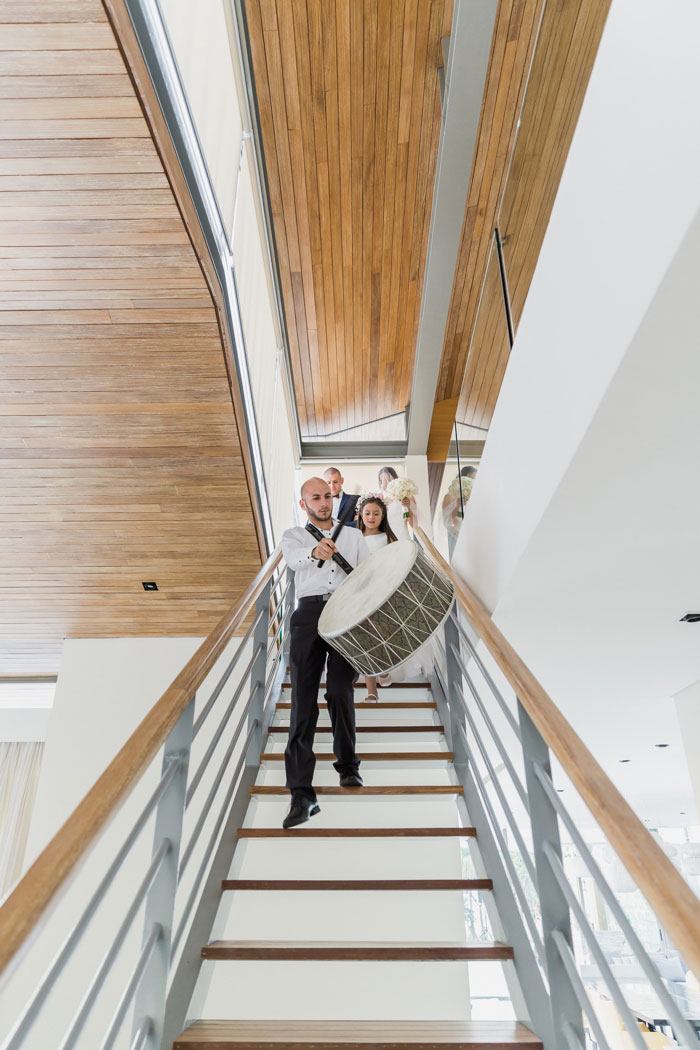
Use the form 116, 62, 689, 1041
357, 495, 397, 702
378, 465, 418, 541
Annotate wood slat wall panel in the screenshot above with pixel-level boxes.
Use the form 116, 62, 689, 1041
444, 0, 611, 435
0, 3, 263, 656
246, 0, 449, 436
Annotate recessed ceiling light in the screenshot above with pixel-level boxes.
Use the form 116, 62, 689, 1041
680, 613, 700, 622
142, 581, 158, 591
655, 743, 669, 748
681, 812, 686, 815
557, 788, 565, 793
619, 759, 631, 763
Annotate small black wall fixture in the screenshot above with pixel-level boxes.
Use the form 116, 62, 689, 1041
680, 613, 700, 622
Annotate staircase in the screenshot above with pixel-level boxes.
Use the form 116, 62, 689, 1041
5, 541, 700, 1050
173, 679, 540, 1050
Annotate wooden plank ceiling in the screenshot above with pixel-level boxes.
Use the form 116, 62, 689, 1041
245, 0, 452, 437
0, 0, 262, 653
437, 0, 612, 438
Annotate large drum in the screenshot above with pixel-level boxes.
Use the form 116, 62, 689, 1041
318, 541, 455, 676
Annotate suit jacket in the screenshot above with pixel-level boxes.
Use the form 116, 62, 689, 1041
337, 491, 360, 527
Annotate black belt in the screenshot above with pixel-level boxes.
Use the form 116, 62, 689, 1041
298, 594, 333, 605
305, 521, 354, 576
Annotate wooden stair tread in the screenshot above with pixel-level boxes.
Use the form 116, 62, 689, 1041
276, 702, 437, 709
281, 682, 428, 689
250, 785, 463, 796
221, 879, 492, 890
268, 726, 444, 733
260, 752, 454, 761
237, 827, 476, 838
201, 940, 514, 961
174, 1019, 541, 1048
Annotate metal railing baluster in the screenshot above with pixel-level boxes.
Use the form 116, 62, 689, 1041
452, 612, 521, 738
186, 644, 263, 806
561, 1021, 586, 1050
191, 607, 266, 740
170, 721, 259, 958
458, 725, 545, 962
439, 620, 554, 1047
454, 689, 537, 887
282, 569, 295, 666
179, 706, 260, 876
100, 922, 162, 1050
57, 838, 171, 1050
543, 842, 649, 1050
3, 757, 182, 1050
533, 760, 700, 1049
130, 700, 195, 1050
443, 614, 468, 768
130, 1017, 152, 1050
519, 700, 585, 1050
246, 581, 273, 768
551, 930, 613, 1050
452, 644, 529, 808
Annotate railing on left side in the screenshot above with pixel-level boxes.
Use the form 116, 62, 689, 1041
0, 547, 294, 1050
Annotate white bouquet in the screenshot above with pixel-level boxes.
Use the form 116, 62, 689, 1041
448, 476, 473, 517
386, 477, 419, 519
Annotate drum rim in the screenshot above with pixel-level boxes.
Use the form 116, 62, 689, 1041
318, 540, 419, 639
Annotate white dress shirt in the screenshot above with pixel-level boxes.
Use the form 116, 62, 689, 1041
281, 520, 370, 599
331, 492, 343, 519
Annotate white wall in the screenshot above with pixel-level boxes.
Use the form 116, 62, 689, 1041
454, 0, 700, 612
27, 638, 201, 863
157, 0, 300, 544
158, 0, 243, 237
4, 635, 261, 1050
450, 0, 700, 826
294, 459, 431, 531
233, 144, 299, 541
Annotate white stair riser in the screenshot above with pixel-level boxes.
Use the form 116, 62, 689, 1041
272, 713, 439, 725
200, 960, 473, 1021
220, 889, 474, 940
230, 838, 467, 880
256, 769, 457, 787
267, 730, 444, 742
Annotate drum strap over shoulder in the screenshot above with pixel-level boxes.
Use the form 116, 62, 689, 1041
305, 522, 354, 576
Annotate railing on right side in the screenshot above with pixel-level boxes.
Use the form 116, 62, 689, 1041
416, 526, 700, 1050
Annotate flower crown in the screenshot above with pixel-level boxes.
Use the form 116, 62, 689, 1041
358, 491, 387, 507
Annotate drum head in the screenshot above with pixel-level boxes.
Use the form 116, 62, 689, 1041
319, 541, 418, 637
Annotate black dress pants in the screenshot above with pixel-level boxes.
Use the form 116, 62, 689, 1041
285, 598, 360, 802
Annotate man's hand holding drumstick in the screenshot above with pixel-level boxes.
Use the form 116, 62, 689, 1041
312, 537, 337, 561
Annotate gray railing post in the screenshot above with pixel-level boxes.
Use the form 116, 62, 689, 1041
519, 700, 584, 1049
246, 579, 272, 766
282, 568, 295, 668
131, 698, 195, 1050
443, 612, 468, 771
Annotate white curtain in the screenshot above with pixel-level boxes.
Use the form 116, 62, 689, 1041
0, 742, 44, 899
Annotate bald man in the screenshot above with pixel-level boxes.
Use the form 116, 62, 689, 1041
280, 477, 370, 828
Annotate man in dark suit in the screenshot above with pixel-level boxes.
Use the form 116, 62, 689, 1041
323, 467, 359, 527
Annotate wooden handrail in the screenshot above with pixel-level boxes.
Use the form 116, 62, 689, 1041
0, 546, 283, 982
416, 526, 700, 978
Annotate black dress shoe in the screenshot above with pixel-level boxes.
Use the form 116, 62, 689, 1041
282, 796, 321, 829
339, 772, 363, 788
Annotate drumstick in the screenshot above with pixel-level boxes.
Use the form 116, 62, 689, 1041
316, 501, 357, 568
